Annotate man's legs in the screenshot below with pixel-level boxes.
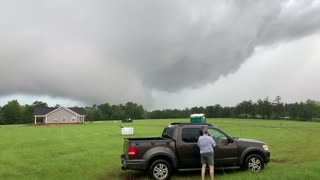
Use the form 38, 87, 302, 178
209, 165, 214, 180
201, 164, 206, 180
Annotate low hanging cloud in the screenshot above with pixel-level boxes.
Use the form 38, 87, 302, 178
0, 0, 320, 107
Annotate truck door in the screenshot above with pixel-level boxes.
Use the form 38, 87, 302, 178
176, 127, 202, 168
208, 128, 238, 166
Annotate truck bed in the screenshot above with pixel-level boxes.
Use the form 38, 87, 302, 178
123, 137, 176, 160
125, 137, 170, 141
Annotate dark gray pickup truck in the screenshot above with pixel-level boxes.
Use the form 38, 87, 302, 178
121, 123, 270, 180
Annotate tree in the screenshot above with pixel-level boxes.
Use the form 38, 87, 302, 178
235, 100, 254, 118
190, 106, 205, 114
301, 99, 316, 121
149, 110, 163, 119
285, 103, 300, 120
272, 96, 284, 119
98, 103, 112, 120
22, 104, 34, 124
85, 106, 103, 121
111, 104, 126, 120
257, 97, 272, 119
206, 105, 223, 118
125, 102, 145, 119
314, 101, 320, 119
221, 106, 235, 118
1, 100, 23, 124
0, 106, 4, 124
181, 108, 191, 118
32, 101, 48, 108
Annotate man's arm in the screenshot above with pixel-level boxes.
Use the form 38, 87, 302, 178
197, 136, 201, 147
211, 137, 216, 147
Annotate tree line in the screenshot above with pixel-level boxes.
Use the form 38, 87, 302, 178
0, 96, 320, 125
149, 96, 320, 121
85, 102, 145, 121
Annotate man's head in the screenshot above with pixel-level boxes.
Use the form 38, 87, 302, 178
202, 127, 208, 135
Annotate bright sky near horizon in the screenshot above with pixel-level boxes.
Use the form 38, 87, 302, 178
0, 0, 320, 110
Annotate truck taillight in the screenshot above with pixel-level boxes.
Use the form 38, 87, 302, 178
128, 147, 138, 157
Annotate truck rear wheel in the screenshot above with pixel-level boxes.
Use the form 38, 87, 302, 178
149, 159, 172, 180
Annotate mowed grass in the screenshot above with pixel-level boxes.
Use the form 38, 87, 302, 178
0, 119, 320, 180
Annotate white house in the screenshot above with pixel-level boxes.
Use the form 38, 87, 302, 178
33, 106, 85, 124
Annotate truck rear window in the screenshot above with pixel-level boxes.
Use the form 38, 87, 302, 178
162, 128, 173, 139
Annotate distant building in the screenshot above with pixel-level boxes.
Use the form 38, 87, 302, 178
33, 106, 85, 124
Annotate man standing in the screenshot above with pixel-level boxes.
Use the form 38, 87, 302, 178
197, 127, 216, 180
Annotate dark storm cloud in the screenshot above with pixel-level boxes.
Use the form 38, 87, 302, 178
0, 0, 320, 106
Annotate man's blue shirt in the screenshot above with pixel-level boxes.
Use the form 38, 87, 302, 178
197, 135, 216, 154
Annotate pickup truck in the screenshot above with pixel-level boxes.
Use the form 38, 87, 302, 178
121, 123, 270, 180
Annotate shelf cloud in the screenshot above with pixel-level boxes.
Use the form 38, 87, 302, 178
1, 0, 320, 107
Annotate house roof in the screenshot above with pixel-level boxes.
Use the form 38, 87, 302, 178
34, 107, 57, 115
69, 107, 85, 115
34, 107, 85, 116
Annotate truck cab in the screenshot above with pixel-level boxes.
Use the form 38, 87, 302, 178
170, 124, 238, 169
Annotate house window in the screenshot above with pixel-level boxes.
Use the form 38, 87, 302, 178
72, 116, 76, 121
62, 116, 66, 121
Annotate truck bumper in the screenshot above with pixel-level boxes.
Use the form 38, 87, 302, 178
265, 151, 271, 163
121, 155, 147, 171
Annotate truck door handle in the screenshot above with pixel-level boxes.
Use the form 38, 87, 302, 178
180, 146, 187, 149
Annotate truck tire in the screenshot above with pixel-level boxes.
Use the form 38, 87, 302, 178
245, 154, 264, 172
149, 159, 172, 180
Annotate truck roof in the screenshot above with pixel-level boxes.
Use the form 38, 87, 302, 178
169, 122, 213, 127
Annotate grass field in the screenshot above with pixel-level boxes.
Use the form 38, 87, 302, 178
1, 118, 320, 180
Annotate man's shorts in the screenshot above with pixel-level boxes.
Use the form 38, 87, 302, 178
201, 152, 214, 165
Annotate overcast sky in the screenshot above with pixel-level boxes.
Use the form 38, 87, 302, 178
0, 0, 320, 110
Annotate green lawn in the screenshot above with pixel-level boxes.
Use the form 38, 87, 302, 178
1, 119, 320, 180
